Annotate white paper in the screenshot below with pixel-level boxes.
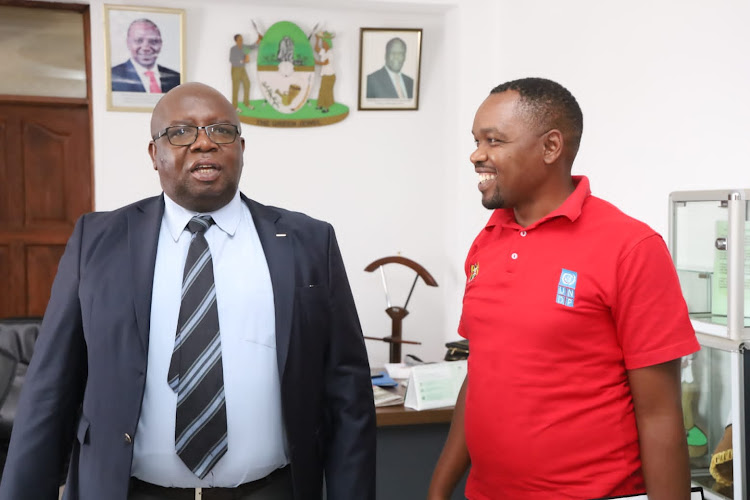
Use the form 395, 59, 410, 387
384, 362, 412, 380
372, 385, 404, 407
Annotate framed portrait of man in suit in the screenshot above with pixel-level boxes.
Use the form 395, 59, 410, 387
358, 28, 422, 111
104, 4, 185, 112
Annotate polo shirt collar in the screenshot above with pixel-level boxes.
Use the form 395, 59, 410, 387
163, 190, 242, 241
486, 175, 591, 230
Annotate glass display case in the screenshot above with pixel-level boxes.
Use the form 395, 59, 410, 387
669, 190, 750, 500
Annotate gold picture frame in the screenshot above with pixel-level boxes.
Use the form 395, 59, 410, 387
358, 28, 422, 111
104, 4, 185, 112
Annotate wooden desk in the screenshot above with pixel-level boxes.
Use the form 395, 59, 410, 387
376, 403, 454, 427
374, 381, 454, 427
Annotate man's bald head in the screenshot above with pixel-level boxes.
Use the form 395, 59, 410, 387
150, 82, 239, 136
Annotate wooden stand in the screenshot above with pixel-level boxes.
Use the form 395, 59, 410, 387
363, 256, 438, 363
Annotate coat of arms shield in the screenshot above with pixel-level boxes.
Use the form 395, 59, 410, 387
256, 21, 315, 114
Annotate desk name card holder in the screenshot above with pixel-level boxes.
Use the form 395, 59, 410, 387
404, 360, 466, 411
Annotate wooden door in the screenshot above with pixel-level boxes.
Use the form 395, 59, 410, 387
0, 102, 92, 317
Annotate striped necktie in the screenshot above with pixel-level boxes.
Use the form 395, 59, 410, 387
167, 215, 228, 478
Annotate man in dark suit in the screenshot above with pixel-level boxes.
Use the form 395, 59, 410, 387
111, 18, 181, 93
0, 82, 376, 500
366, 37, 413, 99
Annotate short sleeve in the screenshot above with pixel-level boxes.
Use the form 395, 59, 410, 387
613, 234, 700, 369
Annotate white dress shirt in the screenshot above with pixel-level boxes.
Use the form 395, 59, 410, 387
385, 66, 408, 98
132, 191, 288, 487
131, 58, 162, 93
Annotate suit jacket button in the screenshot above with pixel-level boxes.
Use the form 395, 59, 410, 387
124, 433, 132, 444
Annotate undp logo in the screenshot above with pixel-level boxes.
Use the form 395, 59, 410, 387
556, 269, 578, 308
560, 271, 577, 287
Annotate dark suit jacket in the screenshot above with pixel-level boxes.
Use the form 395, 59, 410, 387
0, 194, 376, 500
111, 60, 181, 93
366, 66, 413, 98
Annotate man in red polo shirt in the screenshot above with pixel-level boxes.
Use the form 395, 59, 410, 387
428, 78, 699, 500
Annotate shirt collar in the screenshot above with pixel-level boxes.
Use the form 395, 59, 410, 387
163, 190, 242, 241
486, 175, 591, 230
385, 65, 403, 81
130, 58, 160, 79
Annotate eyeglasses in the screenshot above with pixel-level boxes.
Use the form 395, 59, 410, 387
152, 123, 241, 146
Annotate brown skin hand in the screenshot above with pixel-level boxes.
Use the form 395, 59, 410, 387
148, 82, 245, 213
428, 377, 470, 500
627, 359, 692, 500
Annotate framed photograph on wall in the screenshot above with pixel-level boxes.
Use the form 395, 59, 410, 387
358, 28, 422, 111
104, 4, 185, 112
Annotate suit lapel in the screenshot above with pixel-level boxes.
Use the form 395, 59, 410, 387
244, 195, 294, 378
128, 196, 164, 355
125, 60, 146, 92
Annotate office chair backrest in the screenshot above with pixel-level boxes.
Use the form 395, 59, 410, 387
0, 317, 42, 440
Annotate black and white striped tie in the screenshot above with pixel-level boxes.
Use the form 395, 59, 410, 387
167, 215, 228, 478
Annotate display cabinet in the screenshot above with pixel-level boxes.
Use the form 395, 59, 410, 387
669, 190, 750, 500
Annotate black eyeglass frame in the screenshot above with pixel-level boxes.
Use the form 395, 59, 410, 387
152, 123, 242, 146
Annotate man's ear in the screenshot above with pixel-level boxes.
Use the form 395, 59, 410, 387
148, 141, 158, 170
542, 129, 564, 165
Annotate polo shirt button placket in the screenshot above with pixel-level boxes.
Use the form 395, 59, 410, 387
512, 230, 528, 261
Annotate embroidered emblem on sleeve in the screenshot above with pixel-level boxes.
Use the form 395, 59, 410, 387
556, 269, 577, 307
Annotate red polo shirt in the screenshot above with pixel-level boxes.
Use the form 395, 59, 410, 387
459, 176, 699, 500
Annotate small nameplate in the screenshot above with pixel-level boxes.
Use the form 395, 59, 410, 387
404, 360, 467, 411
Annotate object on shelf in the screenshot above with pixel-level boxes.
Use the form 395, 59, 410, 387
711, 220, 750, 318
709, 423, 733, 495
682, 354, 708, 458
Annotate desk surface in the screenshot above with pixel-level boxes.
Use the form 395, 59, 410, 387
376, 403, 454, 427
372, 373, 456, 427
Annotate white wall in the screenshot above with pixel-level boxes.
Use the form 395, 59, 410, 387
79, 0, 750, 367
86, 0, 458, 366
487, 0, 750, 236
449, 0, 750, 355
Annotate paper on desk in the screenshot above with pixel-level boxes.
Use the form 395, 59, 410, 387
372, 385, 404, 407
384, 363, 412, 379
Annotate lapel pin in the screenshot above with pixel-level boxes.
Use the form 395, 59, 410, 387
276, 233, 287, 237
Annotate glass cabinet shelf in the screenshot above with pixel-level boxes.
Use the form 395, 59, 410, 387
669, 190, 750, 340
